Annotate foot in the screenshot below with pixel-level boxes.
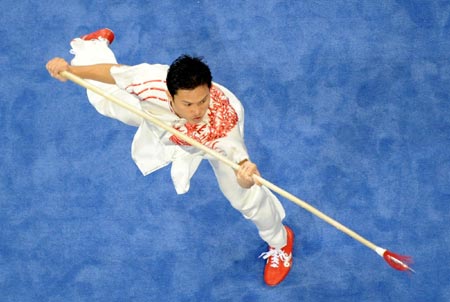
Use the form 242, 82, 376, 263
259, 225, 294, 286
81, 28, 115, 44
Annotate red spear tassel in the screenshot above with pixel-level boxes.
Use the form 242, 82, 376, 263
378, 248, 415, 273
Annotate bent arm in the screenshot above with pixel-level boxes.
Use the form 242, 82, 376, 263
46, 57, 119, 84
236, 159, 262, 188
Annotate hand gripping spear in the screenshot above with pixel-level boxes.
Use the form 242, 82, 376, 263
60, 70, 415, 273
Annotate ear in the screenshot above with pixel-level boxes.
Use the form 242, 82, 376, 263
166, 90, 173, 103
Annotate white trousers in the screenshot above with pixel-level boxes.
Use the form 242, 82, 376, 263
209, 159, 287, 248
70, 38, 287, 248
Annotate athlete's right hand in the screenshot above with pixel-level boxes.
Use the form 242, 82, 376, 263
46, 57, 70, 82
236, 159, 261, 189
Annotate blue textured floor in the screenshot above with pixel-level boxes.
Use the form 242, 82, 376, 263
1, 1, 450, 301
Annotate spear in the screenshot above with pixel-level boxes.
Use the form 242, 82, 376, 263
60, 70, 414, 273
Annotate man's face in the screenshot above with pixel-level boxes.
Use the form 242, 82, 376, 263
168, 84, 210, 124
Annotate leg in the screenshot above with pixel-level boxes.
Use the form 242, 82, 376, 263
69, 35, 142, 127
209, 158, 287, 248
209, 158, 295, 286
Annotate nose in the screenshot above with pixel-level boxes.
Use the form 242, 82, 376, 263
192, 105, 202, 116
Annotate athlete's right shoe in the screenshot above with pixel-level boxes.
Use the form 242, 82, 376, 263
80, 28, 115, 44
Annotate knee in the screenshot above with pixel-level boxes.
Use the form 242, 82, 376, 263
227, 185, 265, 213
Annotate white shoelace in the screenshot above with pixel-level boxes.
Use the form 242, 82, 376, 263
259, 248, 292, 268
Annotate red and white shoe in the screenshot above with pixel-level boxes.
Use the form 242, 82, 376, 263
259, 225, 294, 286
80, 28, 115, 44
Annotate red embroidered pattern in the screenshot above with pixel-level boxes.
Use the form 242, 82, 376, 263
126, 80, 169, 103
170, 86, 238, 146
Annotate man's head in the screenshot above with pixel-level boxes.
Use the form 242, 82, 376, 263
166, 55, 212, 97
166, 55, 212, 124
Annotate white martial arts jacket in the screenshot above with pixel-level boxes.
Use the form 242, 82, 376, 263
85, 63, 249, 194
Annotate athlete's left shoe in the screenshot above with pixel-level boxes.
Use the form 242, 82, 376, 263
259, 225, 294, 286
80, 28, 115, 44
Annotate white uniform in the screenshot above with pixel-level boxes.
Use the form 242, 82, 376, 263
69, 39, 287, 248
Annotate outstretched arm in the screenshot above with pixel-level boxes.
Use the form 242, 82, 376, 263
46, 57, 119, 84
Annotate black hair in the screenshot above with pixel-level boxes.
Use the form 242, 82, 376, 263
166, 55, 212, 97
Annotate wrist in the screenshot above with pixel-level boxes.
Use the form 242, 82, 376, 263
66, 64, 77, 76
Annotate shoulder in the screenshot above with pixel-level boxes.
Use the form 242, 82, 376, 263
112, 63, 169, 79
111, 63, 169, 89
212, 83, 244, 117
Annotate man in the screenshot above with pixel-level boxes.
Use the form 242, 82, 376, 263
46, 28, 294, 286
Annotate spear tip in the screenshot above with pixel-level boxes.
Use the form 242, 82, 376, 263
383, 250, 414, 273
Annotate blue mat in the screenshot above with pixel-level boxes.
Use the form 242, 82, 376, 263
1, 1, 449, 301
